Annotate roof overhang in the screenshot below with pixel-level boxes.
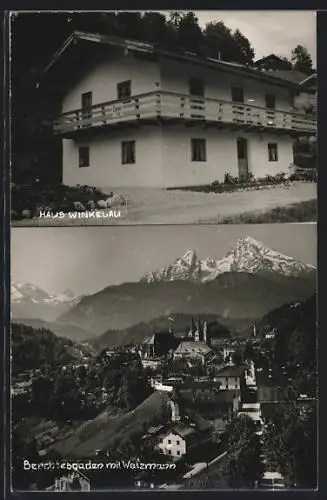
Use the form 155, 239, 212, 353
40, 30, 299, 91
298, 73, 317, 89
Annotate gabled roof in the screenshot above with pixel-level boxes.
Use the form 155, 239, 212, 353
265, 70, 308, 84
41, 30, 300, 90
298, 73, 317, 88
254, 54, 285, 65
174, 341, 213, 355
170, 423, 197, 439
145, 331, 173, 345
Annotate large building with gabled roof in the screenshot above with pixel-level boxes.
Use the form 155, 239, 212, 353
42, 31, 317, 188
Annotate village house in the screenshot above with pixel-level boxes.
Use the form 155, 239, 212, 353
173, 341, 214, 364
141, 358, 162, 371
253, 54, 293, 72
213, 365, 243, 390
156, 422, 212, 461
210, 391, 241, 432
11, 379, 33, 397
296, 394, 316, 418
238, 402, 263, 427
41, 31, 316, 189
176, 384, 241, 431
11, 370, 34, 397
140, 398, 212, 462
142, 331, 179, 358
46, 471, 90, 491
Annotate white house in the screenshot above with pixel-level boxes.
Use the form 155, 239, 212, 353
157, 423, 210, 460
238, 402, 263, 426
43, 31, 317, 188
214, 365, 243, 390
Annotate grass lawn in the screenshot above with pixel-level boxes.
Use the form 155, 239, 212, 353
219, 199, 317, 224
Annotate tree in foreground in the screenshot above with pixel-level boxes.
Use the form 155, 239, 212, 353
263, 404, 317, 488
291, 45, 313, 75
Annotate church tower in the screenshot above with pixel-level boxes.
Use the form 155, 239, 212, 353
170, 400, 181, 422
194, 318, 201, 342
188, 317, 196, 339
203, 321, 208, 343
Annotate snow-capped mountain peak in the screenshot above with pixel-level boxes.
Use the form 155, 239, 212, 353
11, 282, 80, 305
179, 249, 198, 266
11, 282, 82, 322
140, 237, 315, 284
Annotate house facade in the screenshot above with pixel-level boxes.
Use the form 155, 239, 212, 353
46, 32, 317, 188
173, 341, 213, 363
214, 366, 243, 390
47, 471, 91, 491
156, 423, 211, 460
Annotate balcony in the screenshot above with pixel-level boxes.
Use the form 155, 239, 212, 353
54, 91, 317, 137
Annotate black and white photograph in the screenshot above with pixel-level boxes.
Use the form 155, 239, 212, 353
10, 10, 317, 225
11, 223, 317, 491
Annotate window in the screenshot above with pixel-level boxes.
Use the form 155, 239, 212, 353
265, 94, 276, 109
189, 77, 204, 96
177, 451, 181, 456
117, 80, 131, 99
79, 147, 90, 168
231, 86, 244, 103
122, 141, 135, 164
191, 139, 206, 162
268, 143, 278, 162
176, 440, 180, 445
168, 450, 172, 455
168, 440, 171, 444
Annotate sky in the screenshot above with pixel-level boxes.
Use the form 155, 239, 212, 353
11, 224, 317, 296
160, 10, 317, 67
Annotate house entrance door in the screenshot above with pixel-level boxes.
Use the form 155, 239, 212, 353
237, 137, 249, 182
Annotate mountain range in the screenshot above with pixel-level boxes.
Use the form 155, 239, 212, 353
141, 237, 315, 283
11, 282, 81, 321
11, 237, 316, 341
56, 271, 315, 337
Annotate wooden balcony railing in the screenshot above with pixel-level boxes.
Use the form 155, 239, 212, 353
54, 91, 317, 136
